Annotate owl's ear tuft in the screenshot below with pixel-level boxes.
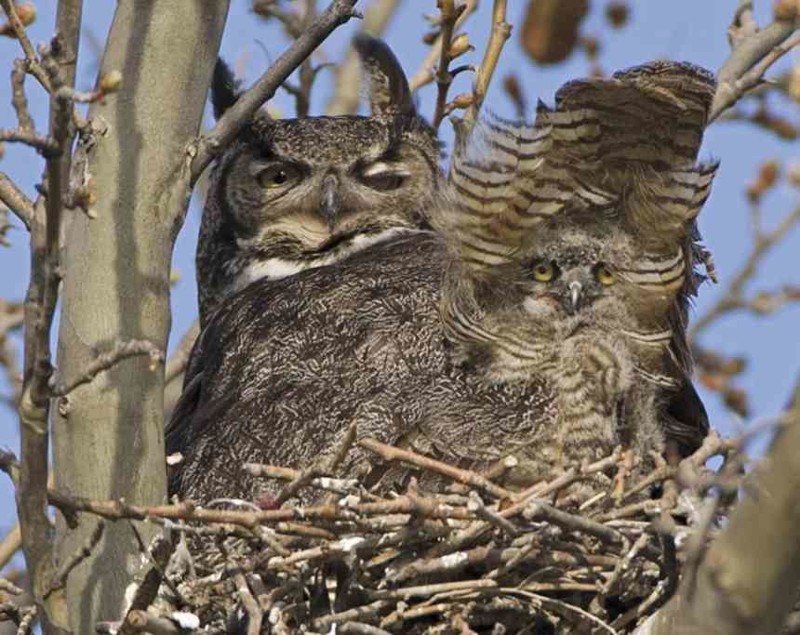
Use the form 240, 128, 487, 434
211, 57, 242, 120
353, 35, 414, 117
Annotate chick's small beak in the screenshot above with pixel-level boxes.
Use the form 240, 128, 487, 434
568, 281, 582, 314
321, 174, 340, 231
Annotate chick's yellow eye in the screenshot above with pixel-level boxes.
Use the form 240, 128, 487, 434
532, 262, 555, 282
595, 264, 616, 286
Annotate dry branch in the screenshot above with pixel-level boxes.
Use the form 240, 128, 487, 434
690, 204, 800, 338
0, 0, 52, 91
0, 173, 33, 230
710, 5, 799, 122
408, 0, 477, 91
430, 0, 461, 130
359, 437, 512, 500
464, 0, 511, 124
12, 4, 83, 631
51, 339, 164, 398
190, 0, 360, 183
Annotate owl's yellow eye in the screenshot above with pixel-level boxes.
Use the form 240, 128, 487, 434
257, 165, 296, 189
595, 263, 616, 286
532, 261, 555, 283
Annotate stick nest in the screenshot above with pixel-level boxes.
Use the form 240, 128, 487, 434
108, 436, 732, 634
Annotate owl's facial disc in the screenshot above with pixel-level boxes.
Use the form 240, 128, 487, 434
525, 259, 616, 316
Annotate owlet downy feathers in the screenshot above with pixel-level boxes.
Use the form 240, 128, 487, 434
442, 60, 718, 463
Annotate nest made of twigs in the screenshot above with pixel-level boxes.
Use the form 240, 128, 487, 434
98, 434, 734, 635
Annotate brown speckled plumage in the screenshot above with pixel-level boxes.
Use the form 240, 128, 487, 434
169, 233, 556, 501
196, 37, 441, 325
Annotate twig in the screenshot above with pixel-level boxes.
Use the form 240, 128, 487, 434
464, 0, 511, 125
0, 173, 33, 230
370, 578, 497, 601
0, 524, 22, 571
233, 569, 263, 635
50, 339, 164, 397
46, 488, 473, 528
431, 1, 460, 130
42, 521, 104, 600
275, 421, 357, 503
467, 491, 518, 537
409, 0, 477, 91
339, 623, 392, 635
164, 321, 198, 385
709, 6, 800, 122
0, 129, 59, 156
0, 577, 24, 597
17, 13, 83, 630
359, 437, 512, 500
690, 204, 800, 337
190, 0, 360, 182
118, 610, 179, 635
0, 0, 52, 91
244, 462, 359, 494
11, 59, 34, 131
522, 500, 625, 546
15, 606, 38, 634
120, 523, 182, 619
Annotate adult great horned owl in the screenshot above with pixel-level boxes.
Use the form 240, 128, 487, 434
168, 61, 717, 503
196, 36, 440, 324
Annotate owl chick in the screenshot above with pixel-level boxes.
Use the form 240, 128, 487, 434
196, 36, 441, 324
446, 60, 719, 456
168, 60, 717, 503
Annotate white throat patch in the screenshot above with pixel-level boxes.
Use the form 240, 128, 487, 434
232, 226, 421, 293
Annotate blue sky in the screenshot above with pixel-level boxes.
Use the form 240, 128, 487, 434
1, 1, 798, 563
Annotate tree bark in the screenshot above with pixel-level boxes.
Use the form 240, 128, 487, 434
52, 3, 229, 631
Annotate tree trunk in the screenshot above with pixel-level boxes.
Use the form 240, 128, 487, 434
52, 3, 229, 630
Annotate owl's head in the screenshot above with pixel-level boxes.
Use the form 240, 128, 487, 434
517, 220, 636, 320
197, 36, 441, 323
439, 60, 718, 384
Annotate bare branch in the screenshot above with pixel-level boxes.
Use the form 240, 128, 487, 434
11, 59, 34, 131
164, 321, 199, 386
190, 0, 360, 183
42, 522, 105, 600
464, 0, 511, 124
0, 129, 58, 156
51, 339, 164, 398
359, 437, 513, 500
710, 9, 799, 122
408, 0, 477, 91
16, 3, 83, 631
0, 523, 21, 571
0, 0, 52, 91
431, 1, 460, 130
690, 204, 800, 337
0, 173, 33, 230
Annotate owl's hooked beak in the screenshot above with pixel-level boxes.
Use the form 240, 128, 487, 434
320, 174, 340, 232
565, 281, 583, 315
